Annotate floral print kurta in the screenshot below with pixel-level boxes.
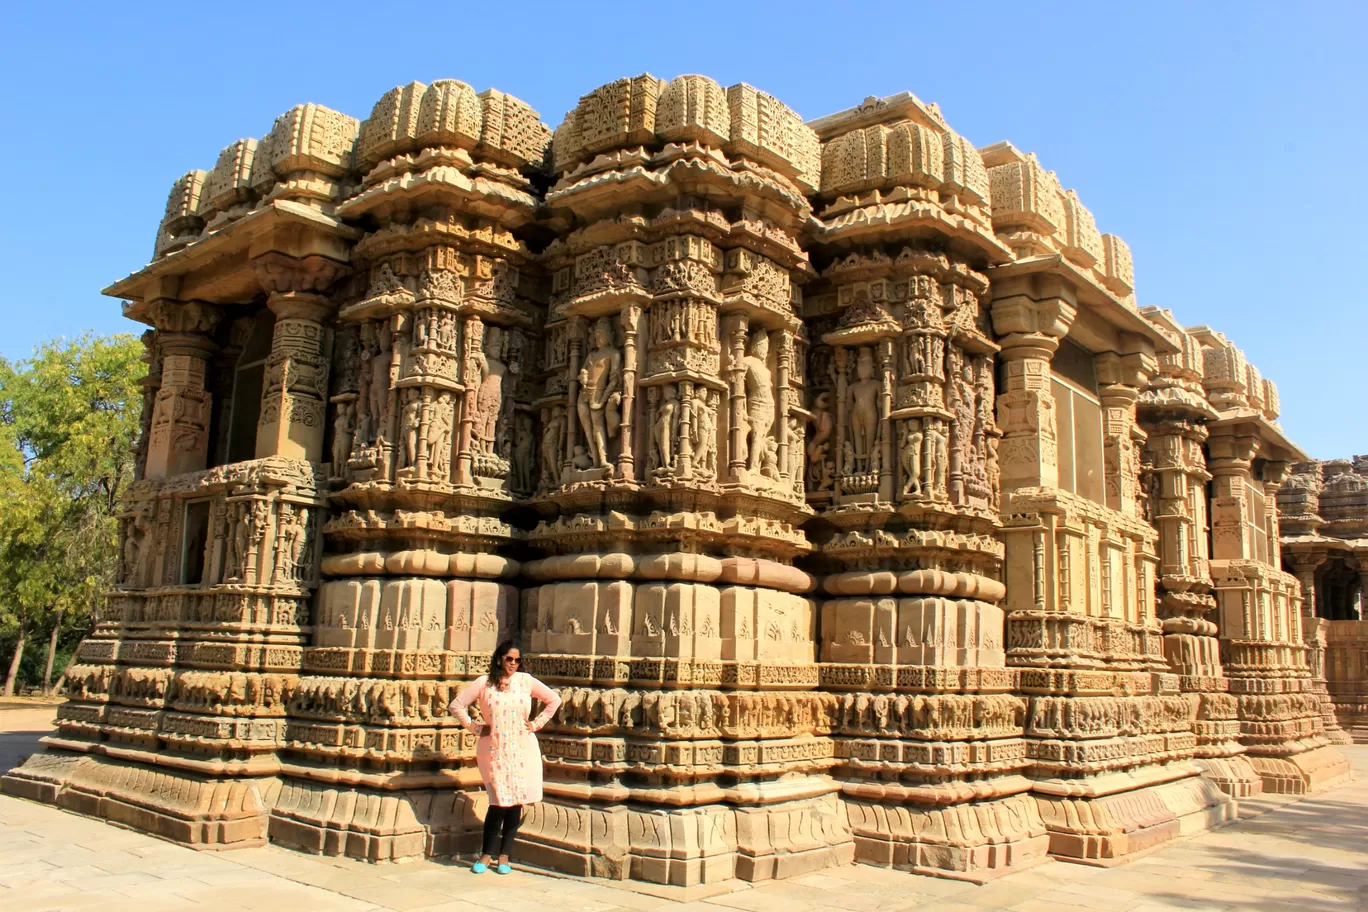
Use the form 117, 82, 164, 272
449, 672, 562, 807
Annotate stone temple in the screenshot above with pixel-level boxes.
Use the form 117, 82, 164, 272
2, 74, 1353, 885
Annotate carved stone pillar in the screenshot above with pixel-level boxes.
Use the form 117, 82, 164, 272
563, 316, 585, 477
1097, 350, 1154, 518
1207, 433, 1260, 562
618, 304, 641, 482
1287, 553, 1324, 619
144, 300, 221, 480
989, 295, 1074, 494
1263, 460, 1291, 573
876, 338, 894, 502
725, 314, 749, 481
775, 332, 792, 481
252, 254, 344, 462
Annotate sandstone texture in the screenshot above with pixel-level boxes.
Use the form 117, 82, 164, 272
1, 75, 1348, 886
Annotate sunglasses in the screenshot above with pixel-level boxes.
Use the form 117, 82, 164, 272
502, 655, 522, 664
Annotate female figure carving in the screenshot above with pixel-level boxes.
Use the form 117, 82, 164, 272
692, 388, 717, 478
540, 406, 565, 486
901, 419, 924, 496
743, 330, 776, 475
651, 385, 679, 473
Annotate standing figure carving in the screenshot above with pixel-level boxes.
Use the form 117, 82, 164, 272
651, 386, 679, 474
923, 420, 948, 498
576, 317, 622, 470
847, 347, 881, 473
807, 392, 834, 491
230, 503, 250, 582
901, 420, 924, 496
541, 406, 565, 487
427, 392, 454, 480
743, 330, 777, 477
692, 389, 717, 479
357, 335, 375, 442
401, 391, 421, 471
289, 507, 309, 581
274, 505, 298, 583
332, 401, 354, 473
473, 326, 508, 455
513, 413, 535, 491
367, 325, 392, 446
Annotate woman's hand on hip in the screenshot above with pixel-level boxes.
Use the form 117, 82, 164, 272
525, 721, 537, 733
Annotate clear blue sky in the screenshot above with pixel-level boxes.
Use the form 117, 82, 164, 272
2, 2, 1363, 458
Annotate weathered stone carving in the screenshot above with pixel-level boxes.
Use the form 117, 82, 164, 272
574, 316, 623, 473
4, 72, 1348, 890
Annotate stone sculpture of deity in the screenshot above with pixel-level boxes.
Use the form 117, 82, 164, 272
367, 324, 391, 446
651, 385, 679, 474
923, 419, 948, 498
743, 330, 777, 476
541, 406, 565, 487
427, 393, 454, 480
473, 325, 507, 455
401, 391, 421, 470
900, 419, 924, 496
692, 388, 717, 478
576, 317, 622, 470
847, 347, 880, 473
332, 401, 354, 473
512, 413, 535, 491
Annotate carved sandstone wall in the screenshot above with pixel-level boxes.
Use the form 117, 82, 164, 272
2, 74, 1347, 886
1279, 457, 1368, 743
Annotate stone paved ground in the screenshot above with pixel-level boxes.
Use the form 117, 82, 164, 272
2, 703, 1366, 912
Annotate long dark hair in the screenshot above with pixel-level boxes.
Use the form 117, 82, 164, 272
488, 640, 520, 690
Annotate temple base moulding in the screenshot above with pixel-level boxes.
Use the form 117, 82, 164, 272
845, 789, 1050, 883
1031, 765, 1235, 866
512, 789, 854, 885
1, 750, 276, 850
1247, 745, 1351, 795
1195, 756, 1264, 799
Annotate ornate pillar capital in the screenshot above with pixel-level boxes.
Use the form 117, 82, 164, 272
1262, 459, 1293, 490
989, 294, 1076, 346
146, 298, 221, 338
1206, 432, 1261, 472
1096, 350, 1157, 392
251, 252, 348, 295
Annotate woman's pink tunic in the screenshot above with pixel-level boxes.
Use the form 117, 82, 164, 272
448, 672, 562, 807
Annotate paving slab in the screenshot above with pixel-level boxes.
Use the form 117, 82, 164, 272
2, 704, 1367, 912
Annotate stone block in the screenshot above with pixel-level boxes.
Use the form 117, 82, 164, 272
375, 578, 447, 651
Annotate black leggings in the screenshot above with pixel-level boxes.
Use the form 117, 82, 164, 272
482, 804, 522, 858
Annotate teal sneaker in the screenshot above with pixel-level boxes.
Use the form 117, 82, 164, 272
471, 861, 488, 874
496, 864, 512, 875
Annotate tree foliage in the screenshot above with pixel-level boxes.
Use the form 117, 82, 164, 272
0, 333, 144, 694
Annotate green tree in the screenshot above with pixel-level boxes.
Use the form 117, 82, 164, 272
0, 333, 144, 696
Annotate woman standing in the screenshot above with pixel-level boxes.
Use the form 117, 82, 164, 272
448, 641, 562, 874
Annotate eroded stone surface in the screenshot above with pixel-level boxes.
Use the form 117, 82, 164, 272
0, 75, 1348, 886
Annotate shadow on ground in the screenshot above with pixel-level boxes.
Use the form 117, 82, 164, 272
0, 729, 46, 778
